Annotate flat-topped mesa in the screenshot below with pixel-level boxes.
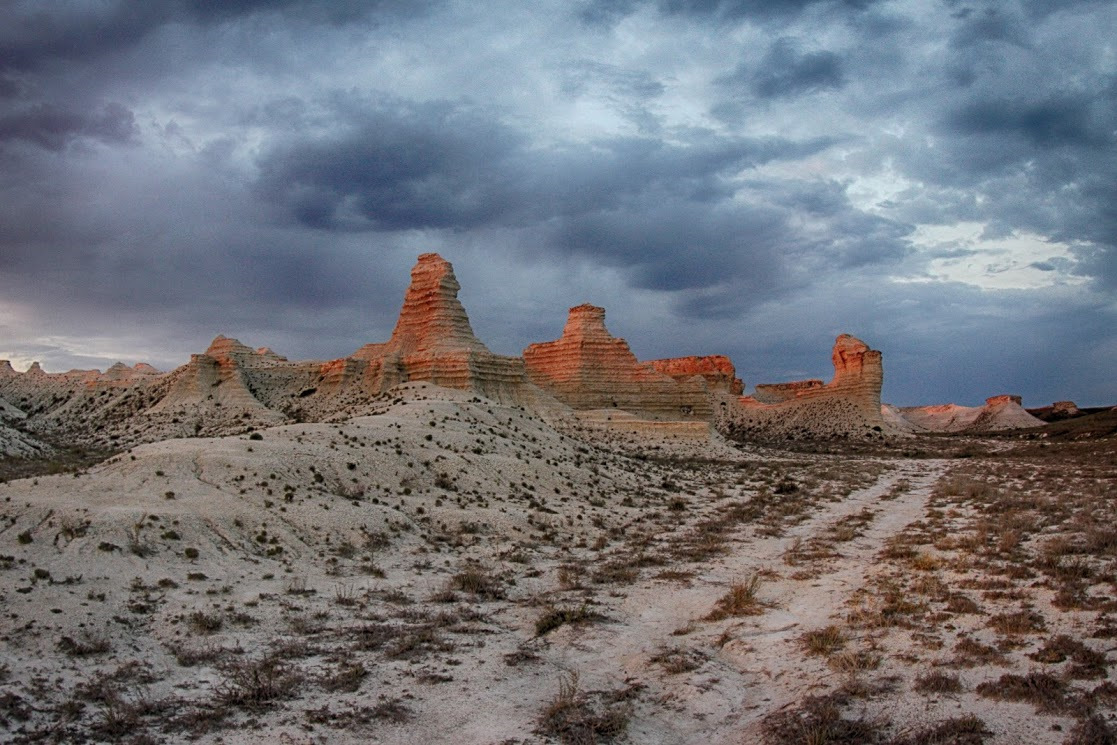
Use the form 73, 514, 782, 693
353, 253, 531, 401
647, 355, 745, 396
523, 304, 712, 419
986, 394, 1022, 407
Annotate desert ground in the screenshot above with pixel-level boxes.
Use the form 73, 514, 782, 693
1, 383, 1115, 744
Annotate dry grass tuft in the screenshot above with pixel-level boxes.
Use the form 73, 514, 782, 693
704, 574, 764, 621
913, 671, 963, 694
800, 625, 847, 657
536, 672, 632, 745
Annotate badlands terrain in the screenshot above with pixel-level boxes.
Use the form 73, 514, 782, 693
0, 254, 1115, 744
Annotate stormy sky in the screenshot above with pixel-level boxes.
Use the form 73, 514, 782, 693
1, 0, 1114, 406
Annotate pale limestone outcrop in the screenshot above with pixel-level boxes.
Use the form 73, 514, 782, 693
898, 394, 1044, 432
523, 304, 712, 419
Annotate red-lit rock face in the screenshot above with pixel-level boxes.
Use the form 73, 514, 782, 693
353, 253, 531, 401
647, 355, 744, 396
523, 305, 716, 419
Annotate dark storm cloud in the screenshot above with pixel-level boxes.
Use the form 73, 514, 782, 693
256, 96, 839, 236
0, 102, 136, 150
0, 1, 433, 72
945, 96, 1110, 150
745, 40, 845, 98
658, 0, 879, 20
579, 0, 880, 26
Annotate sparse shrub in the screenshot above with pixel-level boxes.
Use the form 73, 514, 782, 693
188, 610, 224, 634
888, 715, 992, 745
976, 672, 1068, 712
17, 530, 32, 545
320, 661, 367, 693
704, 574, 763, 621
800, 625, 846, 657
762, 692, 883, 745
535, 604, 600, 636
450, 566, 505, 600
536, 672, 631, 744
988, 610, 1046, 635
216, 656, 300, 711
914, 671, 963, 694
58, 631, 112, 656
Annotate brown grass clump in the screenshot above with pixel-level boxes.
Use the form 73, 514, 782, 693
450, 566, 506, 600
215, 656, 301, 711
800, 625, 847, 657
886, 714, 992, 745
762, 693, 885, 745
975, 671, 1069, 713
988, 610, 1046, 635
950, 637, 1005, 667
1030, 635, 1109, 679
649, 647, 705, 675
536, 673, 631, 744
535, 604, 602, 636
828, 650, 882, 674
913, 671, 963, 694
1062, 714, 1117, 745
704, 574, 763, 621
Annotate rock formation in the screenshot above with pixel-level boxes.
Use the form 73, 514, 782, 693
647, 355, 744, 396
352, 253, 536, 403
0, 252, 1059, 453
728, 335, 888, 440
898, 394, 1044, 432
753, 380, 824, 403
523, 304, 713, 419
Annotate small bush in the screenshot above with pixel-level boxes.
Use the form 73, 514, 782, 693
536, 604, 600, 636
58, 632, 111, 657
536, 672, 631, 744
704, 574, 763, 621
913, 671, 963, 694
800, 625, 846, 657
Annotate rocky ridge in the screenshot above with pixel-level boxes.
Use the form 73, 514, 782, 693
0, 253, 1044, 454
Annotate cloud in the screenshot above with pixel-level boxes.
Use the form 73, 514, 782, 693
0, 102, 137, 150
0, 0, 1112, 408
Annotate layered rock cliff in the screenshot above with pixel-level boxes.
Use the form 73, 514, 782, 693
523, 304, 712, 419
352, 253, 535, 403
647, 355, 744, 396
728, 335, 888, 440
